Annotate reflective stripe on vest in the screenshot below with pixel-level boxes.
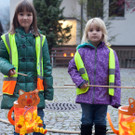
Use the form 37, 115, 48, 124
74, 50, 89, 95
36, 35, 46, 91
1, 33, 46, 95
108, 48, 115, 96
74, 47, 115, 96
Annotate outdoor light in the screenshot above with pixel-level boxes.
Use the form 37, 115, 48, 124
70, 53, 74, 57
63, 53, 67, 57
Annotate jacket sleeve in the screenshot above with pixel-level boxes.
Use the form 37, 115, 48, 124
0, 39, 14, 75
68, 51, 86, 87
111, 50, 121, 107
42, 38, 54, 100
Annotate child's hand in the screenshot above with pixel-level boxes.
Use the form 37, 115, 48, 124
81, 83, 88, 89
112, 104, 121, 109
8, 69, 16, 76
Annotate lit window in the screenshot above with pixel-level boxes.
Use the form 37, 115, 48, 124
109, 0, 125, 18
59, 19, 77, 45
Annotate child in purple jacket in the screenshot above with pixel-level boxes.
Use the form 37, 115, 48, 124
68, 17, 121, 135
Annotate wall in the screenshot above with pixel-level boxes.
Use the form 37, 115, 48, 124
109, 10, 135, 46
104, 0, 135, 46
60, 0, 80, 18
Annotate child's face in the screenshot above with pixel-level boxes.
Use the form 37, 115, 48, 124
87, 23, 103, 45
17, 10, 33, 33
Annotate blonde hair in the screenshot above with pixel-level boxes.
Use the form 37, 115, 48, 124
81, 17, 108, 46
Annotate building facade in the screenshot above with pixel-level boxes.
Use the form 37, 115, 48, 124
10, 0, 135, 46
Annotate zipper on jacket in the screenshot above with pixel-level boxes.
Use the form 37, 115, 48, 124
92, 48, 97, 104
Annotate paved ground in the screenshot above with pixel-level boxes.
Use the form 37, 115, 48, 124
0, 67, 135, 135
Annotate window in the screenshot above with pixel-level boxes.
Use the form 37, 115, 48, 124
87, 0, 103, 19
59, 19, 77, 45
109, 0, 125, 17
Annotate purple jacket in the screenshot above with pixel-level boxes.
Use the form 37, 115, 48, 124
68, 42, 121, 107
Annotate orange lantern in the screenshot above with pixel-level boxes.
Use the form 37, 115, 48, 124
107, 98, 135, 135
8, 89, 47, 134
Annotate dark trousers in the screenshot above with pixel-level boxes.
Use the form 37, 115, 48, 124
80, 104, 107, 135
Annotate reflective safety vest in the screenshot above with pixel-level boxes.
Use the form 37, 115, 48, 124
1, 33, 46, 95
74, 47, 115, 96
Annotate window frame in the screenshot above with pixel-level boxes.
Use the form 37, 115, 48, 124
109, 0, 125, 19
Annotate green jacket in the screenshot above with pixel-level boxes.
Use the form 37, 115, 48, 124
0, 27, 54, 109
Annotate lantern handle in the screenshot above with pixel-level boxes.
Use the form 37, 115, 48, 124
107, 113, 119, 134
8, 106, 15, 125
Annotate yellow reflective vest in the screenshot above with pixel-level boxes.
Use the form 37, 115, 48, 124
74, 47, 115, 96
1, 33, 46, 95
